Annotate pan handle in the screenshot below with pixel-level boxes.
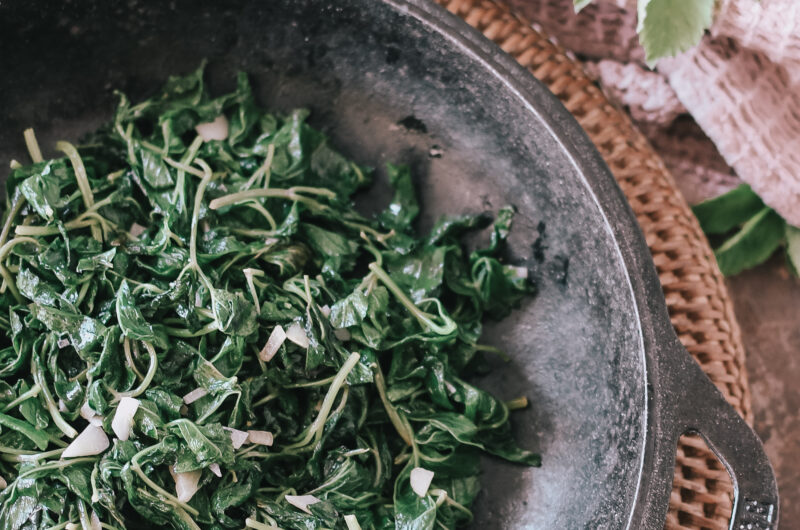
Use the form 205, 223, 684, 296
666, 342, 779, 529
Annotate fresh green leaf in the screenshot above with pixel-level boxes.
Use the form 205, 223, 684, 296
786, 225, 800, 276
692, 184, 765, 235
715, 208, 786, 276
637, 0, 715, 64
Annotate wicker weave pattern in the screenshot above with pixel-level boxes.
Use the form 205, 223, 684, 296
433, 1, 753, 528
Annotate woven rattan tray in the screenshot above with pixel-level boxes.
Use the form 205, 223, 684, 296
434, 1, 752, 528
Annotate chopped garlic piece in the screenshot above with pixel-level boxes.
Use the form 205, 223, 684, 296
182, 387, 208, 404
195, 115, 229, 142
247, 430, 273, 446
111, 397, 140, 441
62, 425, 110, 458
260, 325, 286, 362
90, 511, 101, 530
410, 467, 434, 497
129, 222, 146, 238
510, 266, 528, 279
286, 322, 309, 348
172, 467, 202, 503
344, 514, 362, 530
80, 402, 96, 421
224, 427, 249, 449
285, 494, 320, 514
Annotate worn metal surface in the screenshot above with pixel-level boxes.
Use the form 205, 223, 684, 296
0, 0, 778, 527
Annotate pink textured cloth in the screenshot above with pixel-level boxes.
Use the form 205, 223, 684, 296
510, 0, 800, 224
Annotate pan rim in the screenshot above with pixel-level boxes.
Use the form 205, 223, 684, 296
382, 0, 682, 526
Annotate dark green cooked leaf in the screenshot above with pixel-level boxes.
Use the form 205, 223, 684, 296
0, 65, 540, 530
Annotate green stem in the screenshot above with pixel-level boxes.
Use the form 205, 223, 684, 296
123, 338, 145, 381
164, 320, 219, 338
0, 447, 64, 463
368, 262, 457, 336
283, 375, 336, 389
370, 363, 413, 447
23, 128, 43, 163
130, 445, 200, 518
341, 219, 394, 245
505, 396, 529, 410
75, 276, 93, 307
0, 191, 25, 249
472, 343, 510, 362
0, 266, 23, 304
252, 392, 278, 408
244, 202, 277, 231
84, 192, 116, 214
366, 431, 383, 488
77, 498, 92, 530
0, 236, 39, 263
244, 518, 280, 530
160, 121, 171, 155
284, 352, 360, 449
244, 143, 275, 190
112, 341, 157, 401
208, 187, 332, 212
183, 158, 214, 290
164, 156, 206, 178
57, 141, 102, 242
120, 275, 167, 295
243, 268, 263, 309
33, 351, 77, 439
430, 489, 473, 520
91, 464, 101, 503
123, 122, 136, 165
18, 456, 97, 482
289, 186, 337, 198
0, 412, 50, 450
0, 231, 35, 304
168, 135, 203, 213
0, 444, 38, 455
230, 228, 279, 238
15, 216, 98, 237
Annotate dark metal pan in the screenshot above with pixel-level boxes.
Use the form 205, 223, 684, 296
0, 0, 778, 527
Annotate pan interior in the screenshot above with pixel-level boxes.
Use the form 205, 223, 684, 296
0, 1, 647, 527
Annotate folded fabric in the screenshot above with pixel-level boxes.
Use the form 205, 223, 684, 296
509, 0, 800, 225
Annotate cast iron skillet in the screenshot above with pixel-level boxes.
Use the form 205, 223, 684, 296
0, 0, 779, 527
